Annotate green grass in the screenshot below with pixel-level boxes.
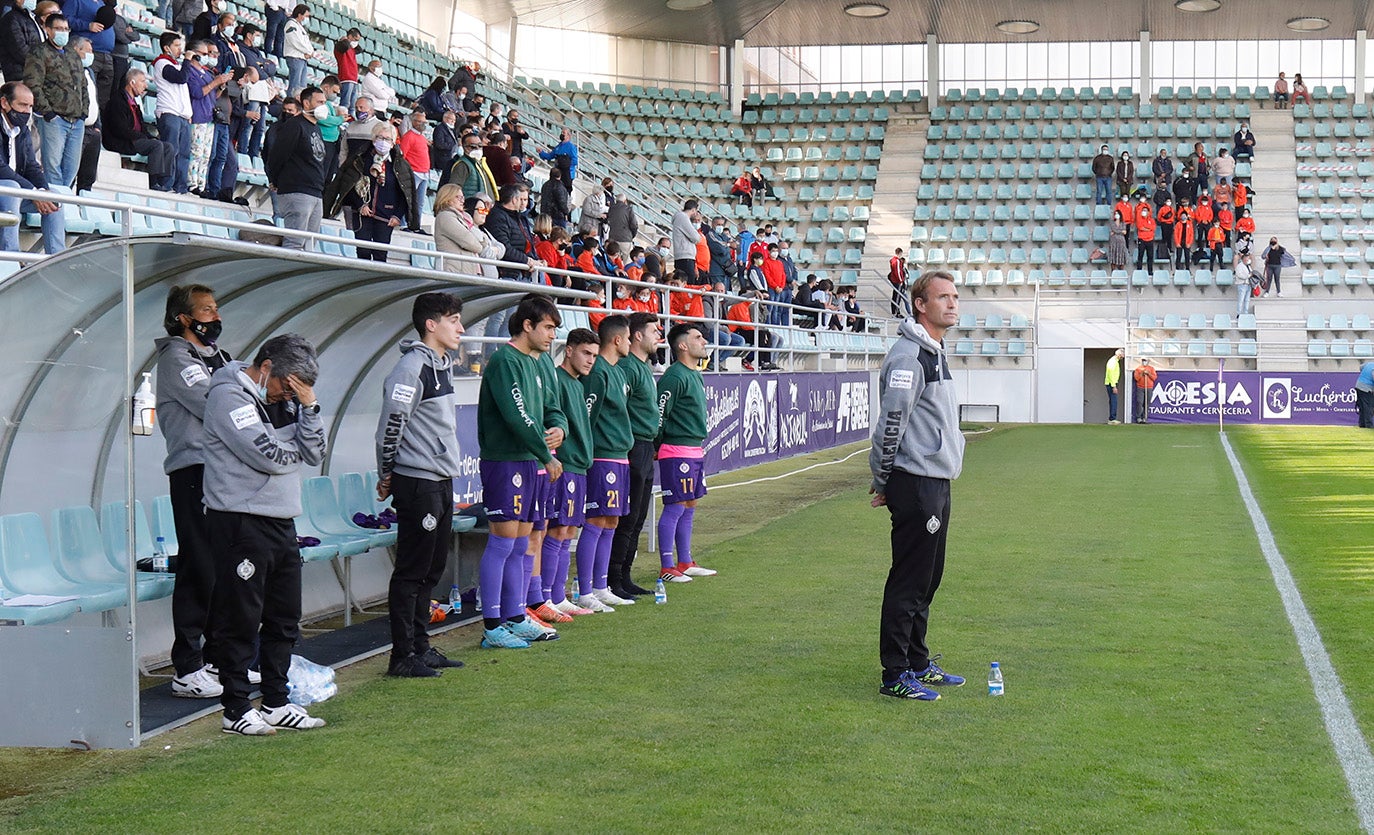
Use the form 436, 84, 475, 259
0, 426, 1362, 832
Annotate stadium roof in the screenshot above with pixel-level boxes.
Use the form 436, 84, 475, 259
473, 0, 1365, 46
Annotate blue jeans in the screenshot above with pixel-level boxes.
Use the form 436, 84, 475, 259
767, 287, 784, 326
265, 9, 287, 60
711, 326, 746, 366
411, 171, 429, 227
779, 286, 793, 325
339, 80, 359, 112
0, 178, 66, 254
286, 57, 308, 95
241, 105, 266, 158
38, 116, 84, 189
207, 123, 230, 196
1236, 276, 1252, 315
1094, 176, 1112, 204
157, 113, 192, 193
1107, 385, 1119, 422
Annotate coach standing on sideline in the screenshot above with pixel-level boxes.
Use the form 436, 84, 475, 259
377, 293, 467, 678
869, 271, 967, 702
203, 334, 326, 735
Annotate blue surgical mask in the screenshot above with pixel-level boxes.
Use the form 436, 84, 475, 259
81, 52, 94, 68
257, 377, 269, 401
51, 30, 70, 48
22, 0, 36, 11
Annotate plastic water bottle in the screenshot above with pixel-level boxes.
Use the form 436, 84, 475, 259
988, 662, 1004, 696
654, 578, 667, 604
448, 583, 462, 616
152, 536, 169, 572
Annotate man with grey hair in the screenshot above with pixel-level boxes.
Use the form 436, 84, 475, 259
102, 68, 175, 191
606, 192, 638, 257
202, 333, 327, 735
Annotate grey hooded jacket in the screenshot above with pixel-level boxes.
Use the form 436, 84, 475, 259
869, 318, 965, 491
155, 335, 232, 475
202, 361, 325, 519
375, 339, 461, 483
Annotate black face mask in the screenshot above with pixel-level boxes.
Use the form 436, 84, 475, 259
4, 109, 26, 128
189, 317, 222, 345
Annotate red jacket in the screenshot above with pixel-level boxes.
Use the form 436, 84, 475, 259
695, 236, 710, 273
1114, 200, 1134, 227
1217, 208, 1234, 231
1238, 216, 1255, 234
1133, 202, 1152, 228
1136, 213, 1157, 241
575, 250, 601, 276
1157, 205, 1175, 225
1207, 225, 1226, 246
727, 300, 756, 332
670, 288, 704, 320
397, 129, 430, 174
1233, 182, 1248, 208
334, 41, 358, 83
1193, 200, 1214, 225
762, 255, 786, 291
1172, 210, 1195, 248
587, 299, 606, 331
889, 254, 908, 285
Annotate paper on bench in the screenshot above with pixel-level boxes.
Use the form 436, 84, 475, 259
0, 594, 79, 606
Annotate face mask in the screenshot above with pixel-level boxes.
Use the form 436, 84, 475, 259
349, 40, 359, 48
467, 148, 482, 158
257, 377, 269, 401
313, 103, 330, 120
223, 24, 236, 38
615, 288, 628, 299
373, 68, 384, 78
658, 247, 671, 258
23, 0, 36, 11
355, 110, 371, 121
634, 257, 645, 267
637, 291, 651, 300
51, 30, 69, 48
81, 52, 94, 68
373, 139, 392, 155
4, 108, 25, 127
190, 317, 222, 345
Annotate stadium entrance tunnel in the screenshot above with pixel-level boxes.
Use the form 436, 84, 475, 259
0, 235, 586, 749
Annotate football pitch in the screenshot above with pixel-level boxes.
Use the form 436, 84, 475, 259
2, 424, 1371, 833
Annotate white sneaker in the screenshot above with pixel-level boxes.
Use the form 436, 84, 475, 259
578, 593, 614, 612
553, 599, 579, 615
594, 587, 635, 606
172, 665, 223, 699
222, 708, 276, 735
206, 665, 262, 687
681, 562, 718, 577
260, 702, 326, 730
1277, 291, 1284, 297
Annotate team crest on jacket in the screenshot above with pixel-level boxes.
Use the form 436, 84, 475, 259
926, 516, 941, 534
237, 558, 256, 580
422, 513, 438, 531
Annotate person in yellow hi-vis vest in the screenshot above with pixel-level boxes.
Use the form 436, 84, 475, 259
1105, 348, 1124, 424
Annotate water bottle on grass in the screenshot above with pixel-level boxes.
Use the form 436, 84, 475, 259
654, 578, 667, 604
988, 662, 1004, 696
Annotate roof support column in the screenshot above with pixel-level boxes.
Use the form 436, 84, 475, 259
729, 38, 745, 117
1140, 30, 1151, 105
1357, 30, 1367, 101
926, 33, 939, 106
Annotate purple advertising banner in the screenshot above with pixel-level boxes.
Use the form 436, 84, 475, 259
1145, 370, 1359, 425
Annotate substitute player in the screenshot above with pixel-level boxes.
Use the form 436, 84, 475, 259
607, 311, 662, 600
522, 341, 569, 626
869, 271, 967, 702
542, 327, 600, 617
576, 314, 635, 611
476, 294, 563, 648
375, 292, 467, 678
655, 323, 716, 581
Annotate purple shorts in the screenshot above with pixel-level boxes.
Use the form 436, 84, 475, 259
479, 459, 542, 523
659, 457, 707, 504
585, 460, 630, 517
551, 471, 587, 527
531, 469, 556, 530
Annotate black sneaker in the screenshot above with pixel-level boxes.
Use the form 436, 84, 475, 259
421, 647, 464, 669
387, 655, 441, 678
623, 581, 653, 596
609, 585, 638, 602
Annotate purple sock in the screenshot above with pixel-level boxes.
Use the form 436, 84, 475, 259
478, 534, 517, 620
501, 536, 529, 619
575, 525, 603, 596
541, 535, 562, 600
522, 548, 539, 606
522, 549, 535, 599
549, 537, 571, 603
594, 524, 615, 590
658, 502, 685, 569
676, 507, 696, 566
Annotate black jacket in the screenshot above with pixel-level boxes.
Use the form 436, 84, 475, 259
323, 147, 419, 229
705, 228, 731, 278
0, 8, 43, 82
540, 177, 570, 220
101, 91, 155, 154
484, 203, 535, 278
0, 112, 48, 189
265, 115, 327, 197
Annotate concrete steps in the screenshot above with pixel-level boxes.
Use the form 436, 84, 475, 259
859, 115, 926, 311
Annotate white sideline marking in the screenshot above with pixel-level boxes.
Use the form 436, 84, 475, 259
709, 446, 867, 491
1221, 431, 1374, 832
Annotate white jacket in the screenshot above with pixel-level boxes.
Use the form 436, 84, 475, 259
360, 71, 397, 114
152, 56, 192, 120
283, 19, 312, 60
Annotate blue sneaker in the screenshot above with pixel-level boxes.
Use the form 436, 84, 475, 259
481, 625, 530, 649
506, 617, 559, 642
879, 670, 940, 701
915, 656, 964, 687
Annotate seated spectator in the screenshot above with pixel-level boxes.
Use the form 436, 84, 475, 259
838, 287, 865, 332
1233, 179, 1251, 211
0, 81, 66, 255
1292, 73, 1310, 105
599, 240, 630, 279
418, 75, 452, 121
575, 236, 604, 278
103, 69, 174, 191
433, 187, 501, 278
1273, 72, 1290, 109
1151, 176, 1170, 210
586, 282, 608, 331
792, 272, 821, 328
360, 59, 397, 115
815, 278, 843, 330
727, 290, 779, 371
1212, 147, 1235, 184
535, 222, 571, 284
750, 166, 774, 200
624, 245, 646, 283
484, 102, 504, 133
730, 172, 752, 206
701, 280, 746, 370
1, 0, 45, 84
1237, 205, 1255, 236
1233, 122, 1256, 161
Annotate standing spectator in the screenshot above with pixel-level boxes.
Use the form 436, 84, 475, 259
1156, 197, 1175, 260
109, 9, 136, 103
606, 192, 638, 254
1191, 193, 1214, 265
439, 130, 496, 198
64, 0, 114, 107
482, 182, 542, 355
483, 101, 504, 132
540, 166, 571, 229
481, 130, 516, 190
72, 36, 103, 194
1114, 150, 1135, 199
1134, 203, 1157, 276
1233, 122, 1256, 161
1132, 358, 1157, 424
1261, 236, 1294, 297
237, 22, 275, 81
502, 108, 528, 163
103, 69, 174, 190
1150, 175, 1170, 210
359, 59, 397, 116
24, 12, 86, 189
0, 81, 66, 254
191, 0, 223, 41
1091, 144, 1114, 205
1107, 209, 1129, 272
1190, 141, 1210, 190
430, 109, 458, 172
762, 242, 787, 325
342, 94, 376, 158
1356, 360, 1374, 429
263, 0, 288, 60
1292, 73, 1311, 105
333, 27, 360, 111
1104, 348, 1123, 424
539, 127, 578, 188
1234, 232, 1256, 316
153, 31, 193, 193
1151, 148, 1174, 187
1273, 72, 1289, 109
578, 182, 607, 236
396, 110, 431, 230
727, 290, 779, 370
1212, 147, 1235, 184
211, 12, 243, 72
186, 40, 231, 196
1172, 164, 1198, 205
2, 0, 45, 84
326, 122, 417, 262
446, 61, 476, 96
281, 4, 311, 96
671, 198, 703, 284
1112, 194, 1133, 238
171, 0, 200, 38
1172, 201, 1195, 269
313, 74, 345, 185
265, 84, 326, 250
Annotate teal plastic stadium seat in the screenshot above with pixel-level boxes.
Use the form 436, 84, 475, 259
53, 506, 173, 601
303, 477, 396, 549
0, 512, 129, 612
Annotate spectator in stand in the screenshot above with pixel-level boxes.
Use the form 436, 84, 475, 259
728, 290, 779, 371
1216, 200, 1234, 246
701, 280, 745, 370
265, 84, 326, 250
750, 166, 774, 200
1112, 193, 1133, 237
1172, 163, 1198, 205
540, 166, 571, 230
24, 13, 86, 189
281, 4, 311, 97
439, 130, 497, 198
575, 236, 603, 278
578, 182, 607, 236
1233, 122, 1256, 161
533, 218, 568, 276
777, 240, 798, 320
1107, 209, 1129, 272
1, 0, 45, 84
1134, 203, 1157, 275
185, 39, 231, 196
743, 249, 766, 294
606, 192, 638, 256
839, 287, 865, 332
1234, 232, 1256, 315
1171, 201, 1194, 268
430, 109, 458, 172
103, 69, 174, 190
483, 102, 503, 133
1273, 72, 1289, 109
1292, 73, 1310, 105
539, 127, 578, 187
109, 8, 136, 101
396, 110, 432, 231
693, 221, 711, 287
1190, 141, 1210, 190
333, 27, 360, 111
447, 61, 477, 96
191, 0, 222, 41
0, 82, 66, 254
343, 94, 377, 158
1091, 144, 1114, 205
730, 171, 753, 206
1114, 150, 1135, 199
71, 37, 104, 194
153, 31, 193, 193
326, 121, 417, 262
1261, 237, 1294, 297
313, 74, 345, 184
1213, 178, 1232, 208
482, 182, 542, 356
1237, 205, 1255, 236
237, 22, 275, 82
433, 187, 501, 277
1156, 197, 1175, 259
451, 84, 477, 121
816, 278, 844, 330
262, 0, 287, 59
212, 13, 244, 72
671, 198, 703, 285
205, 54, 243, 203
481, 130, 516, 190
1151, 148, 1174, 188
792, 273, 821, 328
1212, 147, 1235, 185
418, 76, 451, 121
1151, 175, 1170, 210
1192, 193, 1214, 265
1132, 192, 1151, 236
762, 242, 787, 325
1234, 179, 1251, 212
502, 108, 528, 164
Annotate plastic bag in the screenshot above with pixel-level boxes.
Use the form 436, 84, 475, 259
286, 654, 338, 706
